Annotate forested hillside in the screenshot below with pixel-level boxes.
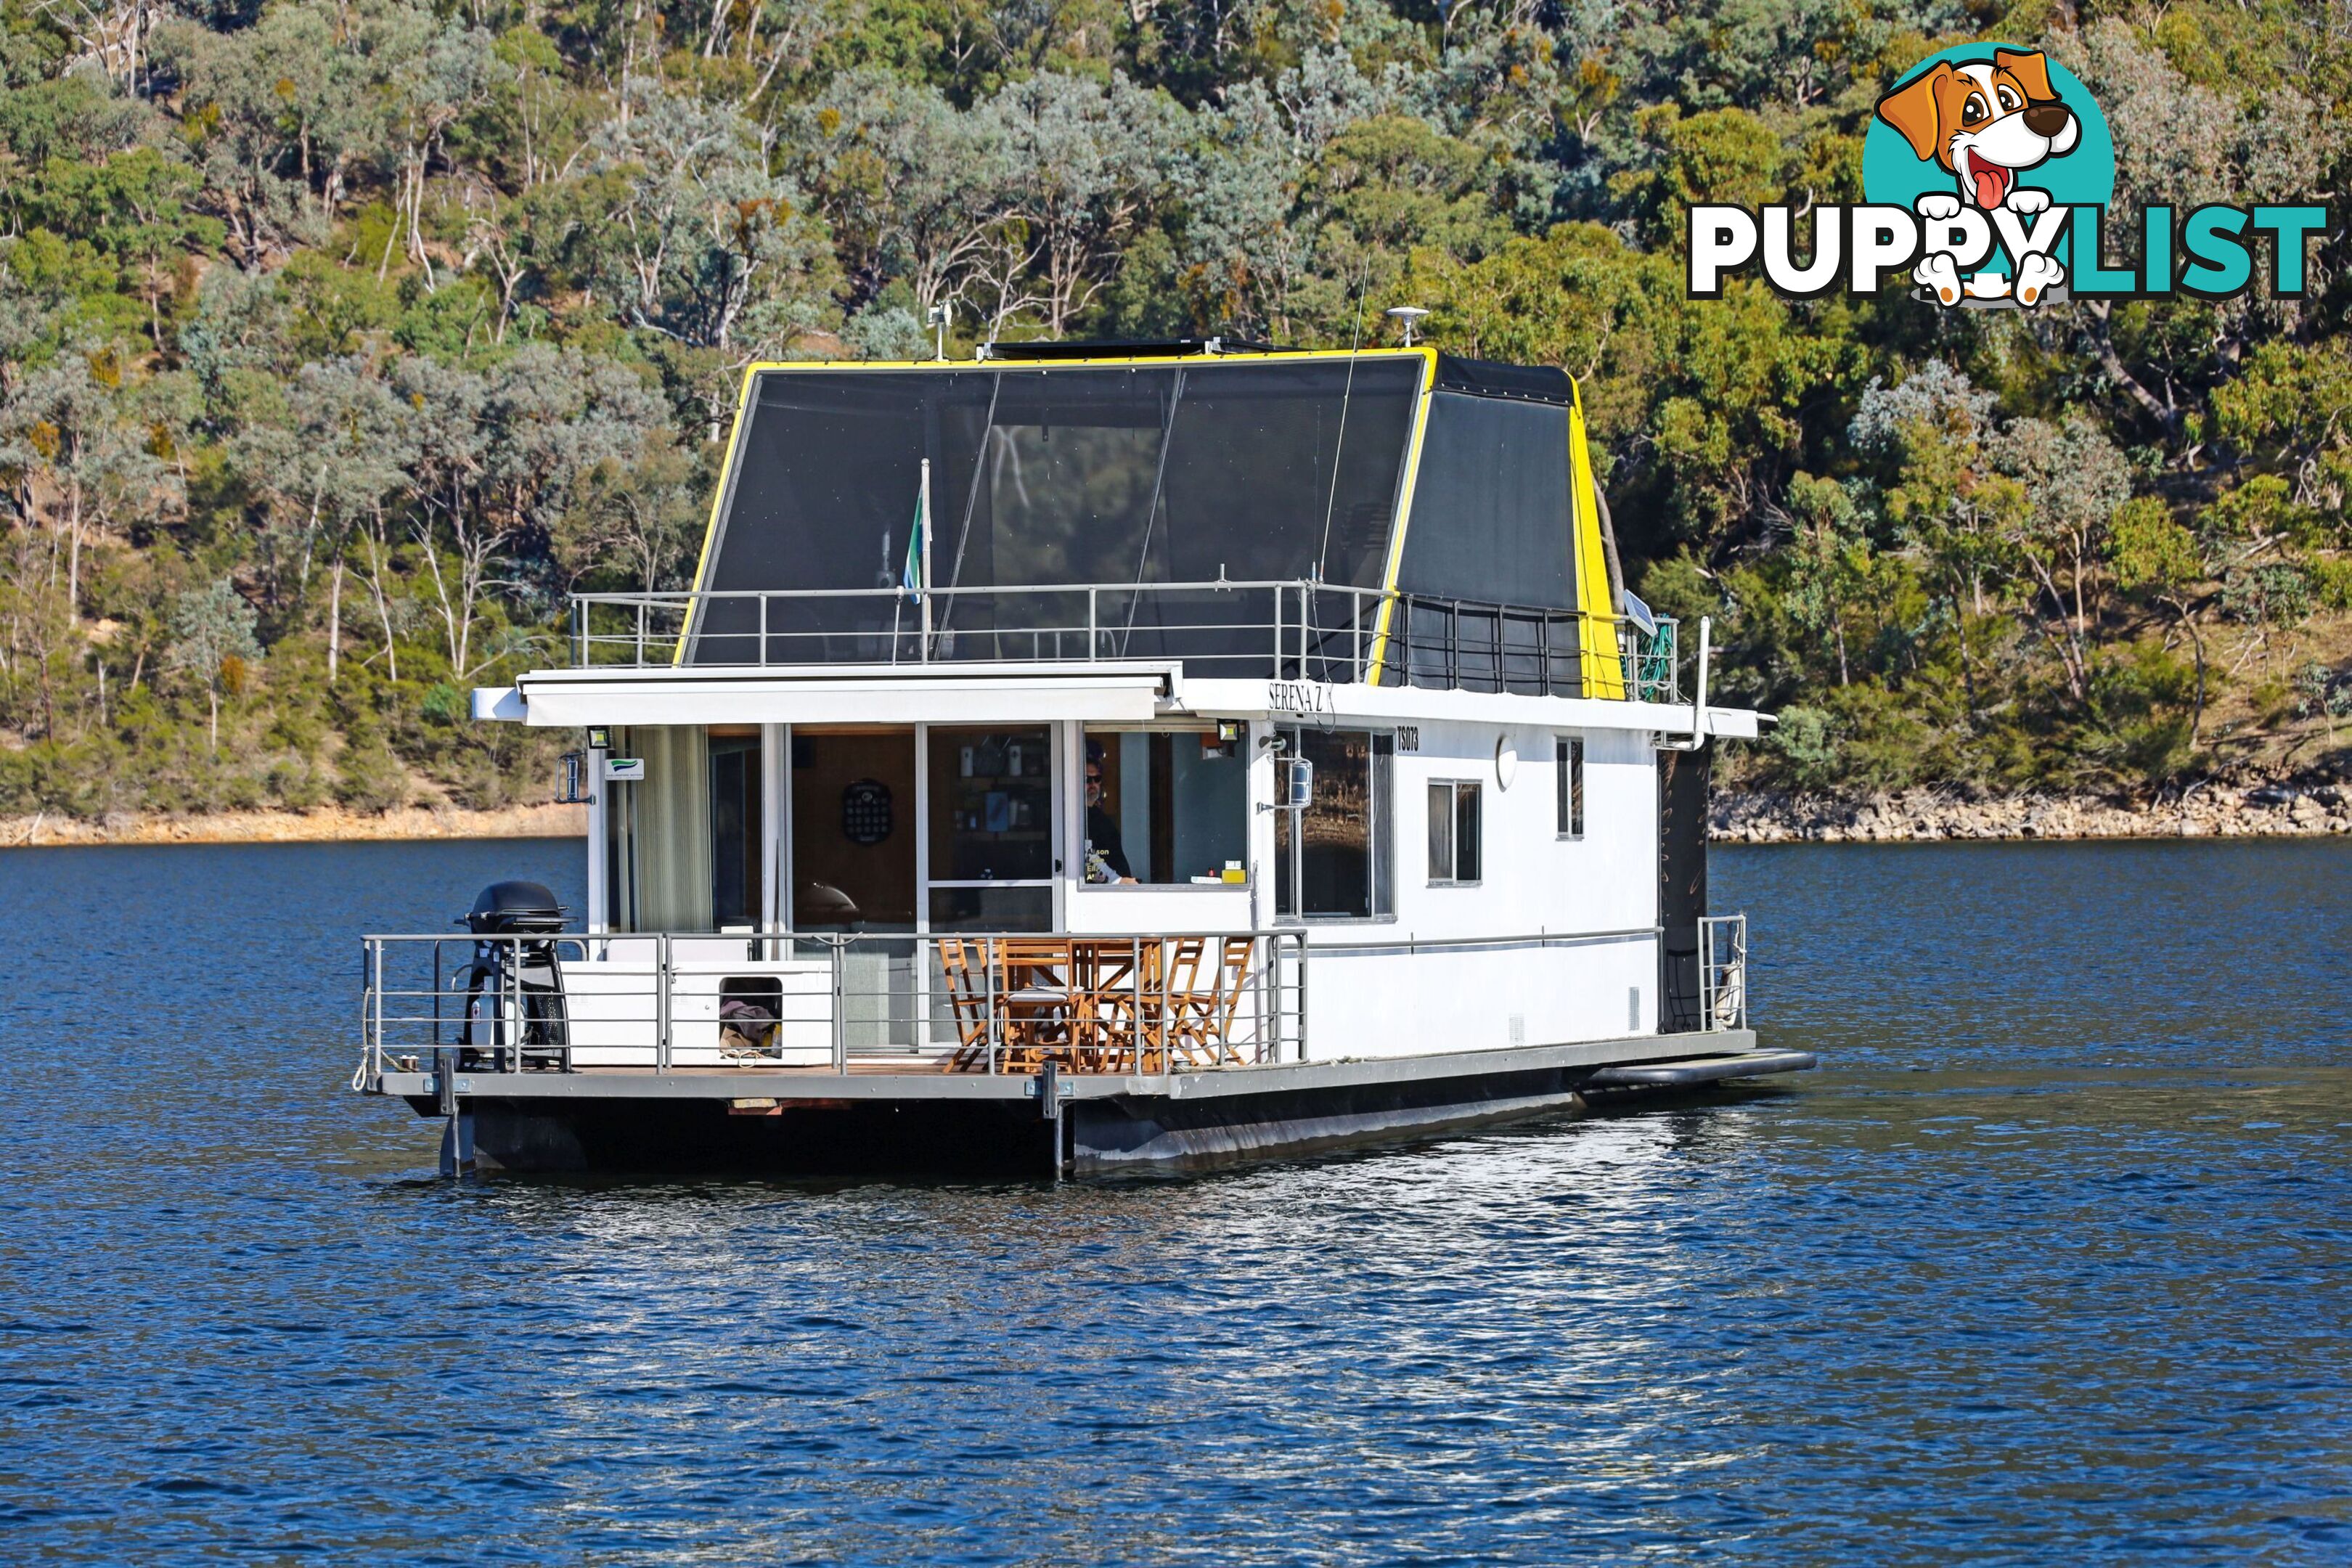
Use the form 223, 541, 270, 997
0, 0, 2345, 821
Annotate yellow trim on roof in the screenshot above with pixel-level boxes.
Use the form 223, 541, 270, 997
676, 363, 765, 666
1363, 348, 1440, 687
731, 347, 1433, 376
1567, 383, 1626, 699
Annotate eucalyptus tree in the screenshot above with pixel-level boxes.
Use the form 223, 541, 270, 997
2109, 497, 2216, 742
1177, 80, 1307, 339
166, 577, 261, 752
1991, 416, 2137, 704
2057, 20, 2344, 444
1850, 361, 2012, 713
476, 343, 669, 608
383, 352, 486, 684
12, 147, 223, 348
574, 81, 838, 433
379, 12, 510, 285
1174, 48, 1416, 340
552, 426, 709, 599
155, 0, 383, 261
229, 355, 417, 680
968, 70, 1185, 340
790, 68, 1016, 327
179, 263, 296, 415
374, 346, 670, 682
0, 346, 173, 626
1294, 113, 1507, 331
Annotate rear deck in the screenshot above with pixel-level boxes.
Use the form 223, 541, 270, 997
359, 921, 1802, 1175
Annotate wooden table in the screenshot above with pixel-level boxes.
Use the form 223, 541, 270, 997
943, 936, 1188, 1074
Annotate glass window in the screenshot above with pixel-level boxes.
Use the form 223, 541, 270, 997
928, 727, 1053, 883
1557, 736, 1584, 838
928, 884, 1053, 932
1455, 781, 1482, 883
1275, 728, 1393, 919
1082, 727, 1248, 885
708, 730, 763, 928
1429, 779, 1482, 884
1425, 783, 1453, 886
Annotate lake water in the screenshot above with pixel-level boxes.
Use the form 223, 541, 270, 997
1, 836, 2347, 1564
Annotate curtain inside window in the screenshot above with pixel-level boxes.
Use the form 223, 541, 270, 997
626, 726, 712, 931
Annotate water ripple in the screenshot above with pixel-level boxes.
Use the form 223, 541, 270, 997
1, 838, 2348, 1562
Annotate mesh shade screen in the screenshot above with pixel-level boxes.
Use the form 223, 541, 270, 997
1394, 392, 1575, 608
687, 358, 1421, 666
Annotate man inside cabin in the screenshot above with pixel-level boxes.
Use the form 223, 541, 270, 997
1084, 740, 1136, 883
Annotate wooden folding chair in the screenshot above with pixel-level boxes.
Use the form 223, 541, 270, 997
994, 937, 1077, 1074
1171, 936, 1253, 1067
937, 938, 992, 1071
1135, 936, 1204, 1074
1087, 937, 1184, 1074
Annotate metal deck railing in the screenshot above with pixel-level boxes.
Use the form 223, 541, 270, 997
356, 929, 1308, 1085
567, 581, 1679, 701
1697, 913, 1747, 1032
1621, 618, 1678, 703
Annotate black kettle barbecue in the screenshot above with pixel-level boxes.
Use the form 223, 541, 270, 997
457, 881, 570, 1070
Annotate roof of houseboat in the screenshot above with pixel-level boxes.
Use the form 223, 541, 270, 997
682, 346, 1625, 693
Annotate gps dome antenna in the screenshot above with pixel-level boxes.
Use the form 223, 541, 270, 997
1384, 305, 1430, 348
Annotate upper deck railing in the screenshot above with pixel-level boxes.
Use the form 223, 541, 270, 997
568, 581, 1681, 702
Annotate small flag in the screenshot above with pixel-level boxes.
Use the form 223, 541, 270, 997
900, 482, 925, 603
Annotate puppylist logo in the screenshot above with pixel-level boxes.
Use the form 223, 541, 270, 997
1687, 44, 2327, 307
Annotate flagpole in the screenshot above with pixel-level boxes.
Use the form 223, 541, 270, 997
918, 459, 932, 661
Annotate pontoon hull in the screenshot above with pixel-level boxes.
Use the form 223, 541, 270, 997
388, 1030, 1810, 1177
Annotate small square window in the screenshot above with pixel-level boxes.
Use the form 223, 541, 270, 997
1428, 779, 1482, 884
1556, 737, 1584, 838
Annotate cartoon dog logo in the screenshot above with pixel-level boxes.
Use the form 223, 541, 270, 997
1874, 49, 2081, 306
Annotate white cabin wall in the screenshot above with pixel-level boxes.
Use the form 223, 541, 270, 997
1574, 727, 1660, 936
1065, 885, 1253, 934
1384, 719, 1655, 942
1308, 940, 1655, 1058
1301, 717, 1662, 1058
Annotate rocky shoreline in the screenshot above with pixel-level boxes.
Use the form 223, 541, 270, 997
3, 801, 587, 849
1713, 782, 2351, 843
5, 787, 2342, 850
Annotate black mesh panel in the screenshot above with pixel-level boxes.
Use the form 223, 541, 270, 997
687, 358, 1423, 669
1395, 392, 1574, 609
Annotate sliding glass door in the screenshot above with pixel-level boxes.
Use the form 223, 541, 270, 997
926, 725, 1056, 931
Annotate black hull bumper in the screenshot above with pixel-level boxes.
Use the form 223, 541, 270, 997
389, 1038, 1813, 1177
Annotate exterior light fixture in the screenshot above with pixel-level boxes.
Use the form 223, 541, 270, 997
586, 726, 611, 751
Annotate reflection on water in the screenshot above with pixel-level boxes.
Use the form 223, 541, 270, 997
0, 838, 2347, 1562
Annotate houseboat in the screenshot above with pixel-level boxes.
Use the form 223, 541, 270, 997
352, 341, 1810, 1175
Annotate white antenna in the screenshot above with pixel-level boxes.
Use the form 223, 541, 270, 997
1385, 305, 1431, 348
926, 303, 950, 361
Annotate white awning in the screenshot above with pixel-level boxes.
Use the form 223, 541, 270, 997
509, 662, 1172, 727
